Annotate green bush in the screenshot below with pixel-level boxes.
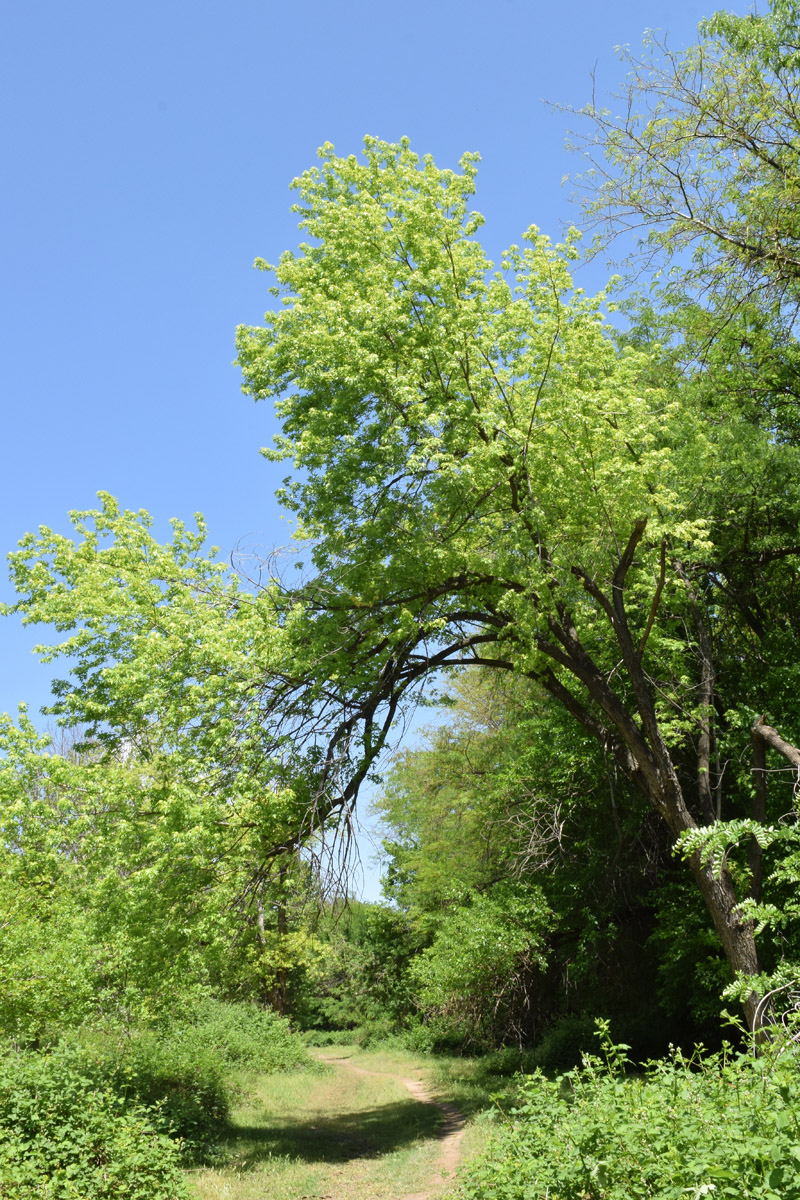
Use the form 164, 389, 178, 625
0, 1043, 187, 1200
458, 1028, 800, 1200
475, 1046, 536, 1077
174, 998, 311, 1073
69, 1000, 310, 1162
410, 885, 551, 1049
396, 1022, 438, 1054
302, 1028, 359, 1047
76, 1028, 228, 1164
529, 1014, 599, 1072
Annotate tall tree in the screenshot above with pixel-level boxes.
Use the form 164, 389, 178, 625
0, 500, 327, 1029
375, 671, 685, 1048
577, 1, 800, 322
9, 131, 800, 1030
232, 137, 800, 1028
573, 0, 800, 1012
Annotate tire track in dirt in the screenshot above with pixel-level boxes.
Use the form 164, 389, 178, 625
320, 1055, 466, 1200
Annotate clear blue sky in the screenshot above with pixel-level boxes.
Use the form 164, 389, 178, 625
2, 0, 718, 893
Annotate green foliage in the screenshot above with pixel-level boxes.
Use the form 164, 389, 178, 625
680, 817, 800, 938
581, 0, 800, 319
459, 1029, 800, 1200
376, 672, 611, 925
526, 1015, 600, 1073
65, 1002, 311, 1162
8, 132, 798, 1028
69, 1027, 229, 1164
646, 878, 732, 1033
677, 816, 800, 1009
410, 883, 551, 1049
235, 141, 714, 694
0, 1042, 187, 1200
301, 1028, 360, 1047
0, 704, 318, 1036
3, 496, 273, 759
0, 997, 313, 1200
169, 998, 311, 1074
0, 878, 97, 1043
373, 672, 693, 1049
1, 494, 309, 889
5, 31, 800, 1199
4, 65, 800, 1056
298, 902, 420, 1035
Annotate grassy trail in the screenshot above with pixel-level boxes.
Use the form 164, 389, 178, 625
188, 1045, 479, 1200
320, 1050, 467, 1197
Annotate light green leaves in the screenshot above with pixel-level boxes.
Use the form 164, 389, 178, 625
237, 137, 711, 684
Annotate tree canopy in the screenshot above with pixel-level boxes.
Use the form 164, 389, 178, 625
5, 3, 800, 1036
231, 134, 800, 1026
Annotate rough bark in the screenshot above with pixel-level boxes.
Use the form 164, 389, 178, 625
753, 718, 800, 768
691, 854, 762, 1031
548, 523, 766, 1029
750, 726, 768, 904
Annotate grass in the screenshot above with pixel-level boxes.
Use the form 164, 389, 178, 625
426, 1051, 520, 1116
187, 1044, 498, 1200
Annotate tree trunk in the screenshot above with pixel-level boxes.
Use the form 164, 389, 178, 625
275, 864, 289, 1017
750, 718, 800, 914
546, 525, 767, 1030
752, 718, 800, 767
655, 766, 764, 1031
690, 854, 762, 1031
750, 728, 768, 903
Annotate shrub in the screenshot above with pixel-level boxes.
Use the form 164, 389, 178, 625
302, 1028, 359, 1047
76, 1027, 228, 1164
174, 998, 311, 1073
529, 1014, 598, 1072
396, 1022, 437, 1054
70, 1000, 310, 1162
458, 1026, 800, 1200
0, 1043, 187, 1200
410, 885, 551, 1049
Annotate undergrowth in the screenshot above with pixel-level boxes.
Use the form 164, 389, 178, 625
457, 1024, 800, 1200
0, 999, 314, 1196
0, 1042, 187, 1200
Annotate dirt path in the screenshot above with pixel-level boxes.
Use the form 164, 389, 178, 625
318, 1053, 467, 1199
190, 1047, 473, 1200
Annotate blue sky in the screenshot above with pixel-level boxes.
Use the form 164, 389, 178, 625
2, 0, 718, 894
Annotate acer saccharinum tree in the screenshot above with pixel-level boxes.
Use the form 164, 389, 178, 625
234, 137, 800, 1030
